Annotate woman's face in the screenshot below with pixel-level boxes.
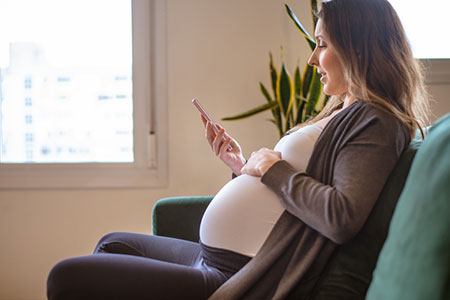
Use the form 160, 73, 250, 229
308, 19, 347, 96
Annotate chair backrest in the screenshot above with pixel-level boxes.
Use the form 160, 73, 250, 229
152, 196, 213, 242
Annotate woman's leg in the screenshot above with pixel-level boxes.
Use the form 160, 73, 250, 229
47, 233, 227, 300
47, 253, 208, 300
94, 232, 202, 266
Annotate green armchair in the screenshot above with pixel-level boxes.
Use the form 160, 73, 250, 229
152, 114, 450, 299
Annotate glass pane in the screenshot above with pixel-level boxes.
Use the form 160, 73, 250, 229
389, 0, 450, 59
0, 0, 133, 163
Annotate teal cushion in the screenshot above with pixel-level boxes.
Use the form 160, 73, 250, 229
366, 114, 450, 300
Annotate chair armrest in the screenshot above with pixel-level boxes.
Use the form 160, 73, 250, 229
152, 196, 213, 242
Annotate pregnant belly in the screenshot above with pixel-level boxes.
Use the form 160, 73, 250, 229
199, 174, 284, 257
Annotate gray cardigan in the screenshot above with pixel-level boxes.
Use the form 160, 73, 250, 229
209, 101, 410, 300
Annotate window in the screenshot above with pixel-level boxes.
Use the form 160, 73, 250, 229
388, 0, 450, 84
0, 0, 168, 188
388, 0, 450, 59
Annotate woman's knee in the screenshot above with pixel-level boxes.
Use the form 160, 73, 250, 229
94, 232, 118, 251
94, 232, 143, 256
47, 257, 88, 300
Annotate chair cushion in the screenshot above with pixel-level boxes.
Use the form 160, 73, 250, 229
366, 114, 450, 300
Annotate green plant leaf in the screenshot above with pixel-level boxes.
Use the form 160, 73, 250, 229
222, 3, 325, 138
260, 82, 273, 103
302, 64, 314, 98
295, 98, 307, 124
284, 111, 294, 134
277, 62, 293, 118
273, 105, 282, 136
305, 70, 322, 119
268, 56, 283, 132
261, 82, 282, 132
294, 66, 301, 108
268, 54, 282, 133
285, 4, 316, 51
222, 101, 279, 121
269, 53, 278, 99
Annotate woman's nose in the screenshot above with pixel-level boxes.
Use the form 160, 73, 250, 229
308, 49, 318, 66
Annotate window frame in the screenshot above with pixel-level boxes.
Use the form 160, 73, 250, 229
0, 0, 168, 189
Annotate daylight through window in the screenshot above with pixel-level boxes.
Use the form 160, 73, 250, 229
0, 0, 133, 163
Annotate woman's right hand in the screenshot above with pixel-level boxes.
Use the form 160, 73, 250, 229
201, 115, 246, 176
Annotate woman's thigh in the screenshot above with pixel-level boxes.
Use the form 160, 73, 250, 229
94, 232, 201, 266
47, 253, 209, 300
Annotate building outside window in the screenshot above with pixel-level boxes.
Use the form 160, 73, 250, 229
24, 77, 32, 89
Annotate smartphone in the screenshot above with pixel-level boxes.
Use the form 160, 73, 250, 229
192, 98, 220, 133
192, 98, 232, 150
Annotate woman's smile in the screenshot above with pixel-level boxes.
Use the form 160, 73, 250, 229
308, 19, 347, 96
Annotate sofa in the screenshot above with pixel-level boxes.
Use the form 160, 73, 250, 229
152, 114, 450, 299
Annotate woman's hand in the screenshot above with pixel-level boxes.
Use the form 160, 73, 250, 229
201, 115, 246, 175
241, 148, 281, 177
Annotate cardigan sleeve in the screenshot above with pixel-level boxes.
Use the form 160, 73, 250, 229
261, 116, 408, 244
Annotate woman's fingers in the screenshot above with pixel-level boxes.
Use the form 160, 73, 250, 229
204, 121, 216, 147
200, 114, 208, 127
202, 116, 218, 146
219, 136, 232, 157
203, 119, 237, 156
212, 128, 225, 155
241, 148, 282, 177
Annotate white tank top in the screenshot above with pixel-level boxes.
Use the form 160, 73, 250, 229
199, 124, 323, 257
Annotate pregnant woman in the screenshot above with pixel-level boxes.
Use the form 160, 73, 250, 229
199, 118, 327, 258
47, 0, 430, 299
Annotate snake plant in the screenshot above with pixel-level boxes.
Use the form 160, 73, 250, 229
222, 2, 328, 137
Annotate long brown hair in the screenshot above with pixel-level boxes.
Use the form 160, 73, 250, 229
297, 0, 431, 138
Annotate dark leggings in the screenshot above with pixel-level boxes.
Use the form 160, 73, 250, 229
47, 232, 251, 300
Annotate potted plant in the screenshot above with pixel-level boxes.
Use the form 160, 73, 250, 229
222, 2, 328, 137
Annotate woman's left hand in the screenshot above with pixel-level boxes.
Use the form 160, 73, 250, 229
241, 148, 282, 177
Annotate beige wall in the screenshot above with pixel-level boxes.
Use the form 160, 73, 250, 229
429, 84, 450, 122
0, 1, 449, 299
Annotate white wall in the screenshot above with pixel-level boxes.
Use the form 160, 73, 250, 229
0, 1, 449, 299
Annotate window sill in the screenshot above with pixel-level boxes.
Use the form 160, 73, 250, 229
0, 163, 168, 189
